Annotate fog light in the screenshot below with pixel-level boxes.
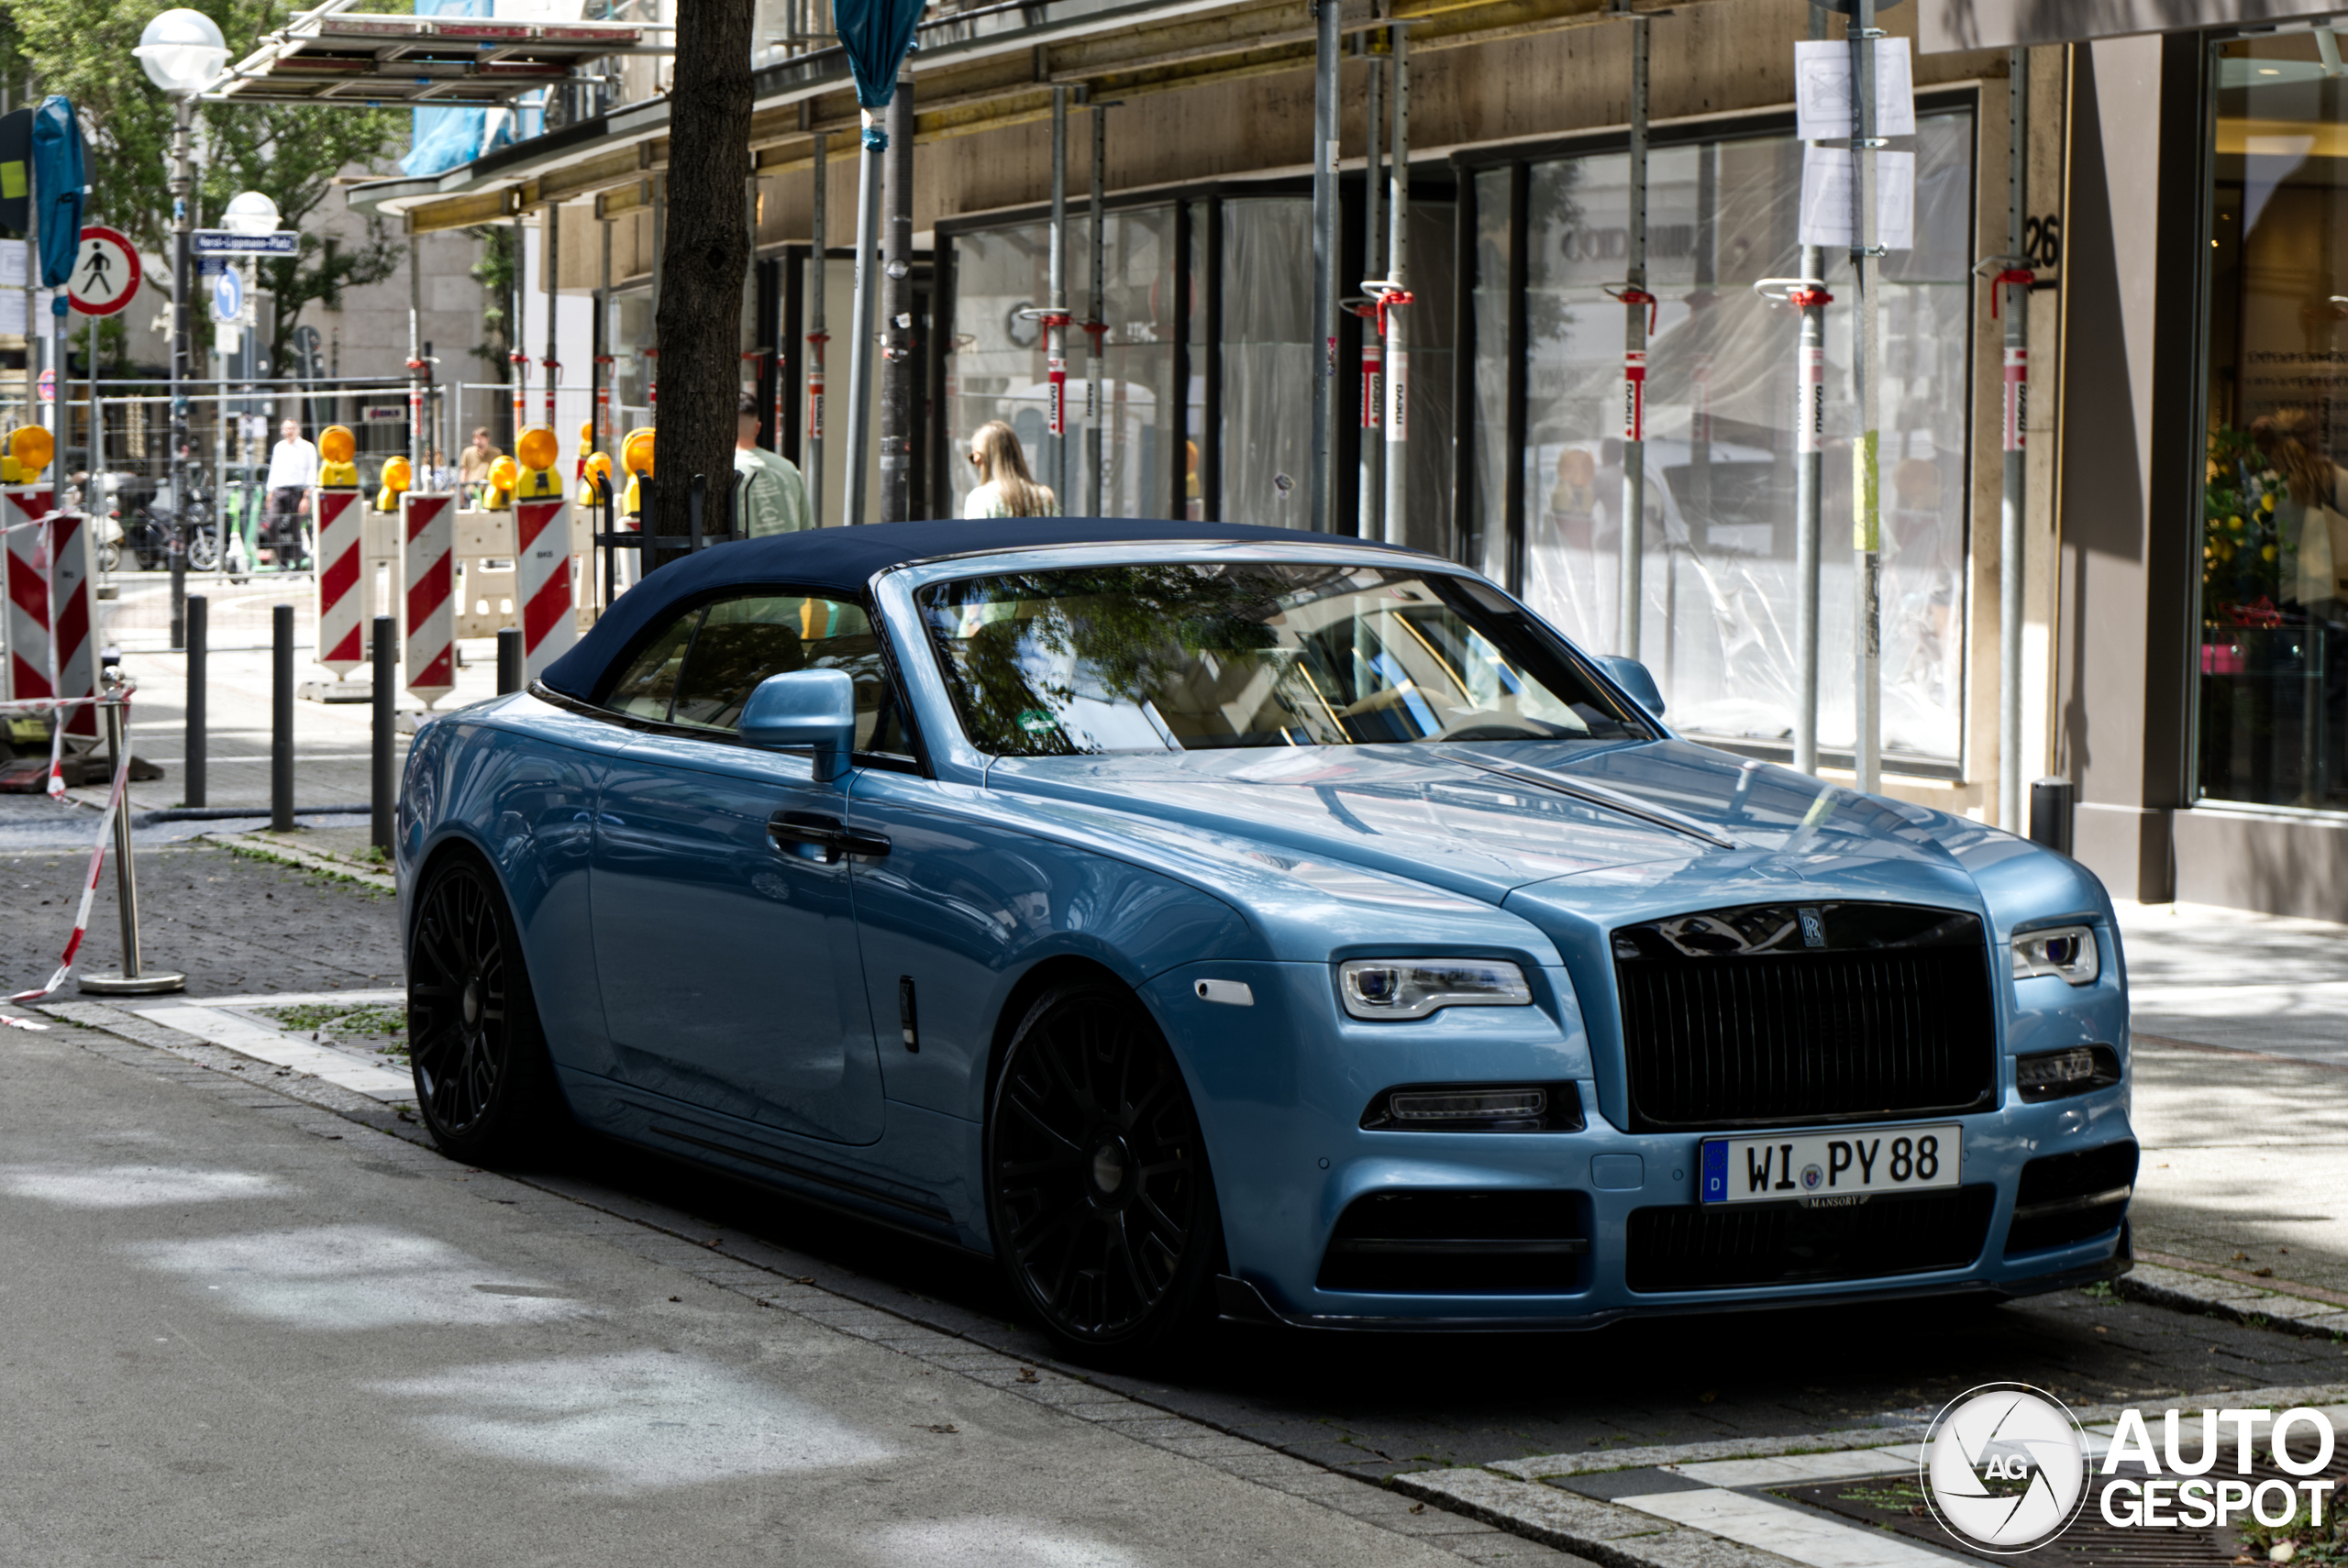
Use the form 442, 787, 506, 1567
2017, 1047, 2096, 1089
1389, 1088, 1548, 1122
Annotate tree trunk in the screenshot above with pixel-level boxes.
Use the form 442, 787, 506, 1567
653, 0, 756, 549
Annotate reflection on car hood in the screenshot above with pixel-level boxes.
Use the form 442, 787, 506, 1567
982, 739, 2024, 914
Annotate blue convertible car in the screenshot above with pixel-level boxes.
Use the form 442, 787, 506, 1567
396, 518, 2135, 1357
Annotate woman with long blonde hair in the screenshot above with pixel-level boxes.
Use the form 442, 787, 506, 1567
962, 420, 1060, 518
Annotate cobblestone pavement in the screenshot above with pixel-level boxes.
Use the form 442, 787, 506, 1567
0, 839, 399, 998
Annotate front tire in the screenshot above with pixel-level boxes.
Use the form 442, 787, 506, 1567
407, 853, 563, 1165
985, 979, 1223, 1363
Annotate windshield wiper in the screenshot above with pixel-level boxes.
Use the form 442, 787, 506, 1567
1430, 748, 1742, 851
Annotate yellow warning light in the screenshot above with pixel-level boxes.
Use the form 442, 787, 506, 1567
516, 425, 559, 472
375, 455, 413, 512
9, 424, 54, 478
319, 425, 357, 464
621, 426, 655, 478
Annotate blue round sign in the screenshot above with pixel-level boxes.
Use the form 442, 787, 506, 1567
210, 265, 242, 325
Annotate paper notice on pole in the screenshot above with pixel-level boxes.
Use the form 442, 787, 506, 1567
1793, 39, 1916, 142
0, 286, 53, 337
0, 237, 23, 290
1798, 146, 1915, 250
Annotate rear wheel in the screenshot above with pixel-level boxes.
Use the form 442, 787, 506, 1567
186, 528, 220, 572
985, 980, 1223, 1364
407, 854, 563, 1165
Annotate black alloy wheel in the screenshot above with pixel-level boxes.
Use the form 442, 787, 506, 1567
408, 854, 561, 1164
986, 980, 1222, 1361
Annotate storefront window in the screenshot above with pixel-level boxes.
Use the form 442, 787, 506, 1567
1483, 110, 1977, 766
2200, 36, 2348, 810
946, 209, 1179, 520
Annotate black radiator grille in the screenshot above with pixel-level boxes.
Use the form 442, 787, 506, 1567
1613, 903, 1996, 1132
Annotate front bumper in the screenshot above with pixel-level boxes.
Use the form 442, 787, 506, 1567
1147, 959, 2136, 1329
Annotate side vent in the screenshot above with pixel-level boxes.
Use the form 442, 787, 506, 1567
898, 976, 918, 1052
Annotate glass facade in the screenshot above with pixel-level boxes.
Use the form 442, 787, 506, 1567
2199, 36, 2348, 810
944, 188, 1455, 534
945, 210, 1181, 520
1471, 111, 1978, 766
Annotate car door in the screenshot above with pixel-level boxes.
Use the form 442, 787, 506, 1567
588, 589, 888, 1145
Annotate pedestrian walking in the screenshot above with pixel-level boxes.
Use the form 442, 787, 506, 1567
732, 392, 811, 537
962, 420, 1059, 519
458, 427, 503, 508
262, 418, 317, 569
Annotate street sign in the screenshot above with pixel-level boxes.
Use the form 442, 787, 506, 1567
210, 265, 243, 325
37, 367, 53, 403
66, 225, 140, 316
192, 229, 296, 256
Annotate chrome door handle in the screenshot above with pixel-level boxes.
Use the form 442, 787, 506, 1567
767, 811, 891, 863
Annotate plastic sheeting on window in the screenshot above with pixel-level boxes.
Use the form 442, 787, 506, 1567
947, 210, 1179, 519
1218, 200, 1313, 527
1499, 111, 1977, 766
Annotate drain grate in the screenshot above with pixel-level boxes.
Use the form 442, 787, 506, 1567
1775, 1469, 2243, 1565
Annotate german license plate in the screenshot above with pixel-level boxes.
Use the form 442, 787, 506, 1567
1698, 1124, 1961, 1205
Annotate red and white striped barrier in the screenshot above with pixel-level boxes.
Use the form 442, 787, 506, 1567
7, 692, 133, 1002
515, 495, 576, 682
313, 486, 368, 676
403, 491, 456, 707
2, 487, 96, 745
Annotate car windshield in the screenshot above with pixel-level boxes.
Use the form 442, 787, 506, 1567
914, 560, 1654, 756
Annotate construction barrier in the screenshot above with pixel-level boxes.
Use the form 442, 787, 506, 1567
402, 491, 456, 706
2, 486, 97, 739
515, 495, 578, 681
313, 485, 368, 676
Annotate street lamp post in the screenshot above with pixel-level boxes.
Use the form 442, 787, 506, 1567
135, 7, 226, 652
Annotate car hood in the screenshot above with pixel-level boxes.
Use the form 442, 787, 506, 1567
983, 739, 2097, 940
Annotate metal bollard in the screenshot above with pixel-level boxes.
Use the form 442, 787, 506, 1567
185, 595, 207, 809
371, 616, 395, 855
79, 660, 186, 996
272, 603, 295, 834
496, 626, 522, 695
2029, 777, 2074, 856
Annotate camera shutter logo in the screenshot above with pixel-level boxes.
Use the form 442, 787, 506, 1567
1922, 1383, 2090, 1552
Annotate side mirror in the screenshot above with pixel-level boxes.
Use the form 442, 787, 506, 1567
1598, 655, 1667, 719
739, 668, 856, 781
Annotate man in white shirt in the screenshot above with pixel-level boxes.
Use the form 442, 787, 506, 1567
263, 419, 318, 569
731, 392, 810, 537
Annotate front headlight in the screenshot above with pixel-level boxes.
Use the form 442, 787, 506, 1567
1338, 957, 1533, 1021
2012, 924, 2099, 986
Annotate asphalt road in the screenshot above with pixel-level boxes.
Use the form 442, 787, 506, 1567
0, 1019, 1511, 1568
6, 834, 2338, 1503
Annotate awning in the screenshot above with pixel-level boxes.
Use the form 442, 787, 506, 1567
211, 9, 654, 107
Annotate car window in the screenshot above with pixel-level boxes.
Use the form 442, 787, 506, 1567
599, 591, 914, 756
915, 561, 1652, 757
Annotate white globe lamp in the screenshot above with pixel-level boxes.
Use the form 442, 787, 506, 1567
223, 190, 280, 237
135, 8, 228, 96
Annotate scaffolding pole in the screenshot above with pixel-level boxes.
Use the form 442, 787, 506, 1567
595, 211, 613, 458
1356, 35, 1385, 545
1047, 85, 1070, 504
1382, 20, 1412, 549
1311, 0, 1339, 533
542, 205, 560, 431
807, 131, 827, 527
1086, 98, 1107, 519
1851, 0, 1883, 792
1794, 1, 1831, 776
406, 233, 426, 473
840, 113, 884, 526
510, 213, 528, 444
1996, 48, 2032, 831
1615, 13, 1651, 659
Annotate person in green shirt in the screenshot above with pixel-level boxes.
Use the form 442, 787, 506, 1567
733, 392, 812, 538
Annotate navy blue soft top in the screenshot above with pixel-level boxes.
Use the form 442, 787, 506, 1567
538, 516, 1423, 701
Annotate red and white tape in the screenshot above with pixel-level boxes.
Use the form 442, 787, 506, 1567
8, 693, 135, 1003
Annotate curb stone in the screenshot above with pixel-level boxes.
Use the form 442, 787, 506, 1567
205, 829, 398, 892
2118, 1263, 2348, 1338
1390, 1470, 1800, 1568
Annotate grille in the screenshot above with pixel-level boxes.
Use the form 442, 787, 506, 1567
2006, 1140, 2137, 1257
1612, 902, 1996, 1132
1318, 1190, 1589, 1294
1626, 1187, 1995, 1292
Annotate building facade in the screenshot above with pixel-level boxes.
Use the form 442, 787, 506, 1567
337, 0, 2348, 920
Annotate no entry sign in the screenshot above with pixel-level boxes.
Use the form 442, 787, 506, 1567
66, 226, 139, 317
